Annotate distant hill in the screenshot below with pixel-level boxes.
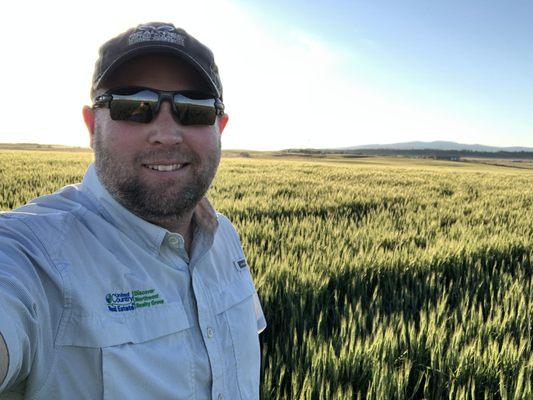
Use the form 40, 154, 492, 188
341, 141, 533, 152
284, 141, 533, 160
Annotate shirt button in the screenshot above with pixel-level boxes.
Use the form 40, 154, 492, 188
218, 394, 224, 400
168, 236, 179, 246
207, 327, 214, 338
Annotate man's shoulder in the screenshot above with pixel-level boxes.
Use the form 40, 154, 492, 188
213, 211, 247, 256
4, 183, 88, 216
214, 212, 239, 237
0, 183, 90, 247
215, 211, 232, 226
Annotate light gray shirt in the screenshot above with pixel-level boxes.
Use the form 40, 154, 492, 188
0, 163, 266, 399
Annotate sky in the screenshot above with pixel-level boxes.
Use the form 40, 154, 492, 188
0, 0, 532, 150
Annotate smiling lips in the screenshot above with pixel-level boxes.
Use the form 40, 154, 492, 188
143, 163, 189, 172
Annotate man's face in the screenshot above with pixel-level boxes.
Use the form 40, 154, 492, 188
91, 54, 224, 223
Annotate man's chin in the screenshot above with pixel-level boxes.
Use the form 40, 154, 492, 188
135, 188, 205, 217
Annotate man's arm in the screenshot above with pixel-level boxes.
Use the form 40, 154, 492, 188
0, 217, 52, 393
0, 333, 7, 386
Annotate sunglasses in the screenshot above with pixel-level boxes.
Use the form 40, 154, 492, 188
92, 86, 225, 125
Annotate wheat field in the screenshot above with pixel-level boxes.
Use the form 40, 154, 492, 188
1, 150, 532, 399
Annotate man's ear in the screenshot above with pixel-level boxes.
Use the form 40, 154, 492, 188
82, 105, 96, 148
217, 113, 229, 134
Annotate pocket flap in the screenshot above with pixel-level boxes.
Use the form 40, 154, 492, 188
56, 302, 191, 348
214, 274, 257, 315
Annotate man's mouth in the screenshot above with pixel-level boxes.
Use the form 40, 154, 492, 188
142, 163, 189, 172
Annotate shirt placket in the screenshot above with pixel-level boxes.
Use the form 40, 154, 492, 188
192, 269, 226, 400
189, 229, 226, 400
163, 233, 216, 399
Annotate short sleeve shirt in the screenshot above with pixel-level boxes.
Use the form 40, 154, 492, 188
0, 163, 267, 400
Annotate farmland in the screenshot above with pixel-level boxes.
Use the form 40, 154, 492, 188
1, 150, 532, 399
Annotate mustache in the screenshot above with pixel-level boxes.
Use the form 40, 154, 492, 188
135, 149, 198, 164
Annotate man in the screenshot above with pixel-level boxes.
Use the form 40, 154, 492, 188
0, 22, 266, 399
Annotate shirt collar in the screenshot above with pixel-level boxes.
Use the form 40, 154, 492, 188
80, 163, 219, 255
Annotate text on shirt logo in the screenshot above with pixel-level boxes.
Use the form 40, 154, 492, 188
105, 288, 164, 312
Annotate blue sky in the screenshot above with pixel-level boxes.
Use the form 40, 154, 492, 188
231, 0, 533, 148
0, 0, 531, 149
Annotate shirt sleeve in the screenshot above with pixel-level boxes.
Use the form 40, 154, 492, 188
0, 217, 51, 393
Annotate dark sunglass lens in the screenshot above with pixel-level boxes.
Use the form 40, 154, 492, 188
174, 94, 216, 125
110, 90, 158, 123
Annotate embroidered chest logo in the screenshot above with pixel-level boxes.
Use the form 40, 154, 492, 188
105, 288, 164, 312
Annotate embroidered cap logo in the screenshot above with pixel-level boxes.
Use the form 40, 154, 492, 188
128, 24, 186, 46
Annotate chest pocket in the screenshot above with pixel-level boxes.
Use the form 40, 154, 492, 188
214, 269, 262, 400
56, 302, 193, 400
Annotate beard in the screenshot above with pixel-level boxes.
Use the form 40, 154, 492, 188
92, 129, 221, 223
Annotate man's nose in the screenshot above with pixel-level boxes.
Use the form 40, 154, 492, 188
147, 101, 184, 145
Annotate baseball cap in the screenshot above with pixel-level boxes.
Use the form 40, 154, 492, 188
91, 22, 223, 99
